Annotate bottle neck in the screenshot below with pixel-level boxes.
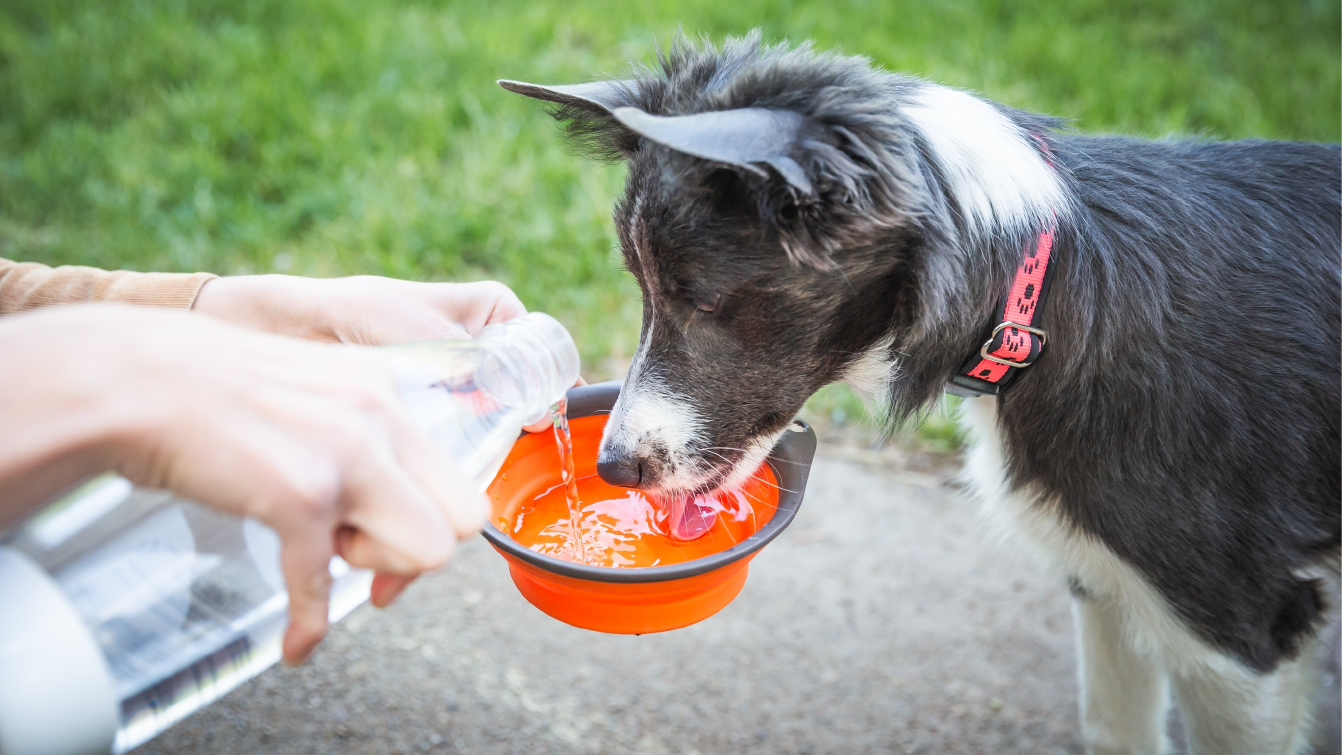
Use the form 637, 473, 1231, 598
475, 313, 580, 425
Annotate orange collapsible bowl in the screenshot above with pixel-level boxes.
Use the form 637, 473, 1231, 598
481, 382, 817, 634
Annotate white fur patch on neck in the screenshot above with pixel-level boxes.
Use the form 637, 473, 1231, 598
903, 85, 1063, 236
842, 336, 897, 407
717, 426, 786, 493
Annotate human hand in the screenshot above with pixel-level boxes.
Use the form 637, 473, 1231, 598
192, 274, 527, 344
0, 305, 487, 664
193, 273, 582, 431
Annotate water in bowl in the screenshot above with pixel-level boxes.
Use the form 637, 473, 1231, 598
501, 466, 777, 569
541, 400, 735, 566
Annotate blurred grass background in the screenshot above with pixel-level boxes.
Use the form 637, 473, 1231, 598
1, 0, 1338, 441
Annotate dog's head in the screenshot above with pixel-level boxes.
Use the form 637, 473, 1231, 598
502, 34, 1062, 496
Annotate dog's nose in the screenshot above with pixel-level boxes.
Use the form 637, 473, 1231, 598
597, 452, 642, 487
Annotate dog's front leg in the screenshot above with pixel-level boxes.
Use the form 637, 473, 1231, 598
1170, 638, 1319, 755
1074, 592, 1171, 755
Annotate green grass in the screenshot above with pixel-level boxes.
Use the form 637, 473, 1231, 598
2, 0, 1338, 439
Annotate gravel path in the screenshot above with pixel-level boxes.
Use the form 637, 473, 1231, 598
141, 454, 1339, 755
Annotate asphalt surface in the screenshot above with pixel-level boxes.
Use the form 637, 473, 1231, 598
142, 452, 1340, 755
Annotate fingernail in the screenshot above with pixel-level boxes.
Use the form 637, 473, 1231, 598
373, 584, 406, 608
370, 572, 415, 608
282, 625, 322, 665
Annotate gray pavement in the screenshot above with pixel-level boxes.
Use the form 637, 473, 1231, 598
141, 453, 1339, 755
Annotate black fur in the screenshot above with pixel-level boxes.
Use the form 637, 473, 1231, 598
512, 33, 1341, 673
1012, 136, 1340, 671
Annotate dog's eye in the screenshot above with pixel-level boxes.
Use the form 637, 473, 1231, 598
679, 286, 721, 314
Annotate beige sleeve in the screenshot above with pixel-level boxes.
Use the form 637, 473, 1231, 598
0, 259, 217, 314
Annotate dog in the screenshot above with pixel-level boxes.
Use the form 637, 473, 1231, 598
502, 32, 1341, 754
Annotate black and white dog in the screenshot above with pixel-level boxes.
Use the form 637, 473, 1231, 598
502, 33, 1341, 754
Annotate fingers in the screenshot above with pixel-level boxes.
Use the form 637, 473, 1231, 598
369, 572, 419, 608
279, 532, 336, 665
392, 424, 490, 539
477, 282, 527, 330
523, 417, 555, 434
431, 281, 527, 336
522, 375, 587, 433
332, 412, 481, 618
335, 520, 455, 575
323, 279, 530, 344
266, 363, 483, 663
277, 436, 462, 664
337, 444, 458, 573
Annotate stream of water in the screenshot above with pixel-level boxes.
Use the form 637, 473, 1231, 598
543, 398, 723, 564
549, 398, 588, 564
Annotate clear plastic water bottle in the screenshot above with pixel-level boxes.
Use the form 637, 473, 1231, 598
0, 312, 580, 755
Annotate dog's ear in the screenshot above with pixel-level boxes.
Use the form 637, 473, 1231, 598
497, 79, 638, 115
499, 79, 642, 160
610, 107, 813, 197
614, 105, 852, 268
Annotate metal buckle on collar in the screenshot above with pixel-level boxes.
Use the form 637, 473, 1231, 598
978, 321, 1048, 369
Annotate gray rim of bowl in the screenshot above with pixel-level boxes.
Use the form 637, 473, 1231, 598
480, 381, 817, 584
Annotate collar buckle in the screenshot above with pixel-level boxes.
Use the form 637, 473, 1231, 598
978, 321, 1048, 369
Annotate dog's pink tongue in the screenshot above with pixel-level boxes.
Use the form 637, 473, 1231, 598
666, 494, 717, 541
